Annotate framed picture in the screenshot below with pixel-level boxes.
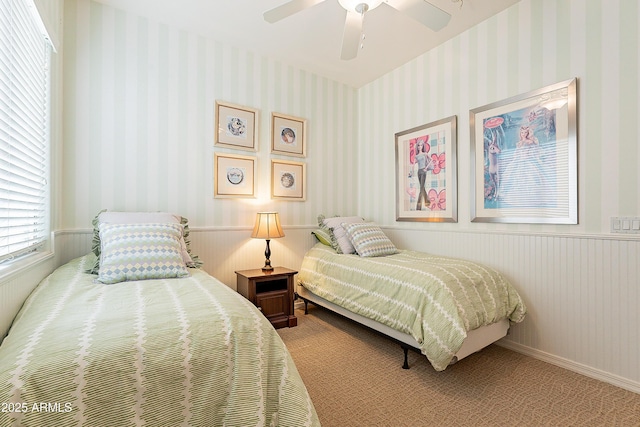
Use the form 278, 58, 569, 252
470, 78, 577, 224
271, 112, 306, 157
271, 159, 306, 201
395, 116, 457, 222
215, 101, 259, 151
214, 153, 256, 198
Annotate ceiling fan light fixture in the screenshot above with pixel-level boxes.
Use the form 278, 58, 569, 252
338, 0, 384, 14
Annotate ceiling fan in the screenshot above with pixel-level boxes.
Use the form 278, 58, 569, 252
263, 0, 452, 60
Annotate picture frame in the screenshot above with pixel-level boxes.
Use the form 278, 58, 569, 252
271, 112, 306, 157
215, 101, 259, 151
271, 159, 306, 201
470, 78, 577, 224
214, 153, 256, 198
395, 116, 458, 222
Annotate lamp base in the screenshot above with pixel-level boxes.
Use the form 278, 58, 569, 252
261, 239, 274, 273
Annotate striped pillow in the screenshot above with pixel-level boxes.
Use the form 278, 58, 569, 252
342, 222, 398, 257
97, 222, 190, 284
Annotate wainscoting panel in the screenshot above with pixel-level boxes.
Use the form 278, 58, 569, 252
55, 230, 94, 265
188, 227, 317, 290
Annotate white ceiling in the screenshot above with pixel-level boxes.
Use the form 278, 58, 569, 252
93, 0, 520, 88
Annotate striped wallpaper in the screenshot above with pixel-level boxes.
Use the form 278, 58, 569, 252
62, 0, 358, 230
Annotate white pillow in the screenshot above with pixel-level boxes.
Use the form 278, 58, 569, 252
322, 216, 364, 254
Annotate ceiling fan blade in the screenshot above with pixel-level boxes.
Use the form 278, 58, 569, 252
340, 10, 363, 60
386, 0, 451, 32
264, 0, 327, 23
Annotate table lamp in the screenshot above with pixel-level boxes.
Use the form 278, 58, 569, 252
251, 212, 285, 272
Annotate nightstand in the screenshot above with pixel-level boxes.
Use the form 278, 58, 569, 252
235, 267, 298, 329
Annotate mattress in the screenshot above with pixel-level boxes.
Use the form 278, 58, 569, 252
0, 254, 320, 426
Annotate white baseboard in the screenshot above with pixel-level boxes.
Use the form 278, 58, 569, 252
497, 340, 640, 395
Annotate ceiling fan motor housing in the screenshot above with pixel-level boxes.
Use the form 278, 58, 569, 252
338, 0, 384, 14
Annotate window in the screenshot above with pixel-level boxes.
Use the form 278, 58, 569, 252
0, 0, 51, 263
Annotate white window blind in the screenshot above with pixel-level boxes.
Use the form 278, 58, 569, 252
0, 0, 51, 263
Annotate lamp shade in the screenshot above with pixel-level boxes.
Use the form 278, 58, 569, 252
251, 212, 285, 239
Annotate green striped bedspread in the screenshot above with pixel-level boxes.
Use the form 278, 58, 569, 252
0, 255, 320, 427
298, 244, 526, 371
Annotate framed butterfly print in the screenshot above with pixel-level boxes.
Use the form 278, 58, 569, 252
470, 78, 577, 224
395, 116, 457, 222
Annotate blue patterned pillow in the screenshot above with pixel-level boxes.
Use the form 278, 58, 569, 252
342, 222, 398, 257
97, 223, 190, 284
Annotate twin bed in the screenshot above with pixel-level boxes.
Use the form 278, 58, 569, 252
296, 216, 526, 371
0, 212, 320, 426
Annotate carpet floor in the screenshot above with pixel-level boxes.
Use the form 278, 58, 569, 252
277, 306, 640, 427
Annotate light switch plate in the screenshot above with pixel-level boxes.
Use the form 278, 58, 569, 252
611, 217, 640, 234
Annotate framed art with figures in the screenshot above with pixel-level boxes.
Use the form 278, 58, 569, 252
395, 115, 457, 222
470, 78, 577, 224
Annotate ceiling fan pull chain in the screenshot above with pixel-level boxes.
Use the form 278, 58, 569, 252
358, 3, 368, 50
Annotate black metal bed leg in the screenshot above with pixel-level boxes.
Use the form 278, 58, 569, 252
296, 294, 312, 314
401, 345, 410, 369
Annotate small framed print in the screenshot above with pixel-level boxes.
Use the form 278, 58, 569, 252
271, 159, 306, 201
215, 101, 259, 151
214, 153, 256, 198
271, 112, 306, 157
